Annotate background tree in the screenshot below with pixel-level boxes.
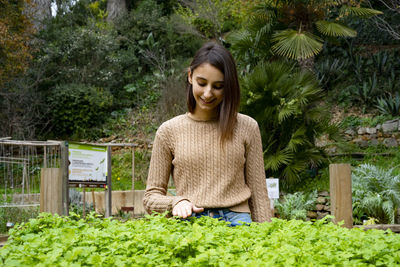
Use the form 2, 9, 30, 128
30, 0, 52, 30
366, 0, 400, 40
0, 0, 35, 87
175, 0, 242, 41
229, 0, 382, 70
240, 61, 338, 188
106, 0, 127, 22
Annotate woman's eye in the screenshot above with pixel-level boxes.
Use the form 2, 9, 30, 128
214, 85, 223, 90
198, 83, 207, 87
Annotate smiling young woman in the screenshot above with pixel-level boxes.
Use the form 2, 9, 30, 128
143, 42, 272, 226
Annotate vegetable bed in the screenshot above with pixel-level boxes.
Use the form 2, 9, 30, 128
1, 213, 400, 266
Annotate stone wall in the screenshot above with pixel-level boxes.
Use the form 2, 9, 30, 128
344, 119, 400, 148
274, 191, 331, 220
306, 191, 331, 220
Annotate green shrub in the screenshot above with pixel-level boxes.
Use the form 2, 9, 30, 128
48, 83, 113, 139
0, 207, 39, 234
241, 61, 338, 188
352, 164, 400, 224
376, 92, 400, 116
275, 190, 317, 220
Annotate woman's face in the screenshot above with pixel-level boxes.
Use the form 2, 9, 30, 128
189, 63, 224, 118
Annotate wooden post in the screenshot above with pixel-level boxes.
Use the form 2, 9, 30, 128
132, 147, 135, 208
40, 168, 63, 215
60, 141, 69, 216
43, 146, 47, 168
82, 186, 86, 218
329, 164, 353, 228
92, 189, 96, 211
105, 146, 112, 217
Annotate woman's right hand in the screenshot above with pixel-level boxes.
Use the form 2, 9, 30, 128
172, 200, 204, 218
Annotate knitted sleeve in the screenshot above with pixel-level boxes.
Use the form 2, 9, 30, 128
245, 121, 273, 222
143, 123, 188, 214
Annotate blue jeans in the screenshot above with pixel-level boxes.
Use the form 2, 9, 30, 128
192, 209, 252, 226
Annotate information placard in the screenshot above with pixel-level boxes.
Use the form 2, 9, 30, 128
68, 143, 107, 183
266, 178, 279, 199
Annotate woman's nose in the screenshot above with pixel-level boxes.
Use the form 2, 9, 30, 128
203, 86, 213, 98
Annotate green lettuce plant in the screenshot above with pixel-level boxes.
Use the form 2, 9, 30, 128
1, 213, 400, 266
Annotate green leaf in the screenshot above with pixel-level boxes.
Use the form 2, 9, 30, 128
339, 6, 383, 18
315, 21, 357, 37
271, 29, 323, 60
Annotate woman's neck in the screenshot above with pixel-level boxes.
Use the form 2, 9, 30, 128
189, 109, 218, 121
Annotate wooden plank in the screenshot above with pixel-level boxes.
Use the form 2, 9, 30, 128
85, 190, 147, 215
81, 142, 138, 147
40, 168, 63, 215
105, 146, 112, 217
60, 141, 69, 216
0, 140, 61, 146
354, 224, 400, 232
132, 147, 135, 209
329, 164, 353, 228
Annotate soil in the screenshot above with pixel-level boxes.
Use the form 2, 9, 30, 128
330, 105, 376, 124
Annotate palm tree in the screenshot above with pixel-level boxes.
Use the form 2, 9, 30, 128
229, 0, 382, 70
240, 61, 338, 188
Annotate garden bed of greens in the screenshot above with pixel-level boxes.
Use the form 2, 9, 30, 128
1, 213, 400, 266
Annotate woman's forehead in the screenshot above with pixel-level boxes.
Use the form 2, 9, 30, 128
192, 63, 224, 81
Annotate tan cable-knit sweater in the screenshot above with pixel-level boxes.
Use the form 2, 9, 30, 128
143, 113, 272, 222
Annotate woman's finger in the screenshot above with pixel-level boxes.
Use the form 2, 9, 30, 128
192, 205, 204, 213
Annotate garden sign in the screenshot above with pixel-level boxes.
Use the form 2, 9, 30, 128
68, 143, 108, 184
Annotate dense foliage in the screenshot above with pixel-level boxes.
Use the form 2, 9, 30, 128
275, 190, 317, 220
241, 61, 337, 187
0, 0, 202, 140
0, 0, 34, 86
352, 164, 400, 224
1, 213, 400, 266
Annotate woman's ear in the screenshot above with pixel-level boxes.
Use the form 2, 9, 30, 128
188, 68, 192, 84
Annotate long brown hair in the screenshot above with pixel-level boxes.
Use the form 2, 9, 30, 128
187, 42, 240, 143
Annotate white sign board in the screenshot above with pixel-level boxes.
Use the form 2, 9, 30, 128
68, 143, 107, 183
266, 178, 279, 199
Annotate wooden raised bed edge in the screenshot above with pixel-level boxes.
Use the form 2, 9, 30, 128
353, 224, 400, 233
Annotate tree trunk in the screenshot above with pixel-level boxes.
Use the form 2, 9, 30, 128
107, 0, 127, 22
298, 56, 315, 73
30, 0, 52, 30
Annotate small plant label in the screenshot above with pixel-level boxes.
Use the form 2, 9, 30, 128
266, 178, 279, 209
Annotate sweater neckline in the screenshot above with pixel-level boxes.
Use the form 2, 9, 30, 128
185, 112, 218, 123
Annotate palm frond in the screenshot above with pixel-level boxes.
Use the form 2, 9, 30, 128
286, 127, 308, 152
272, 29, 323, 60
281, 159, 306, 184
278, 101, 299, 122
315, 21, 357, 37
339, 6, 383, 18
226, 30, 254, 60
264, 149, 293, 172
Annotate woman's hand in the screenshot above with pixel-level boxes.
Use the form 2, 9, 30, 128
172, 200, 204, 218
